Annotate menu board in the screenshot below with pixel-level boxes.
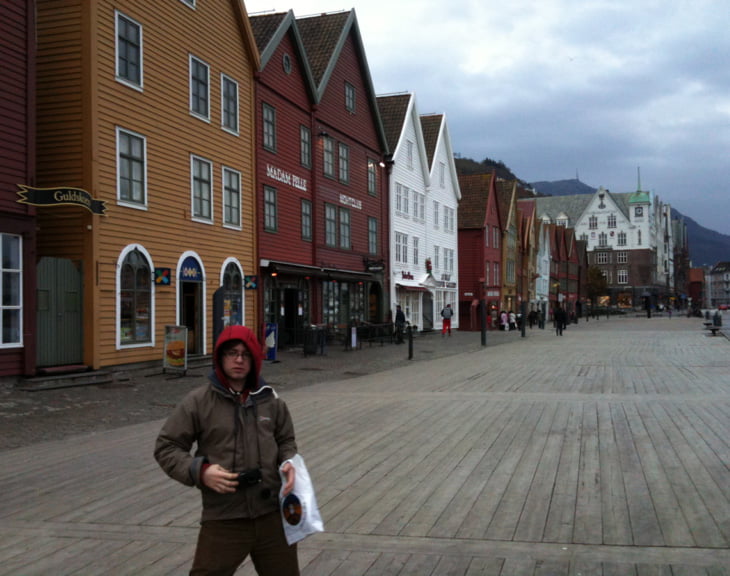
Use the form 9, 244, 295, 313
163, 325, 188, 373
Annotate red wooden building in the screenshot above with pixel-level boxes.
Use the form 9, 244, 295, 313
456, 172, 503, 330
0, 0, 37, 378
251, 10, 389, 347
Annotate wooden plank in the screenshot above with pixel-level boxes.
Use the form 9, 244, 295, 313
571, 402, 603, 545
514, 401, 572, 542
454, 402, 539, 539
622, 402, 693, 546
597, 402, 632, 545
485, 402, 557, 540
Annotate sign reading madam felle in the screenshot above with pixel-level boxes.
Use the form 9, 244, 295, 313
17, 185, 107, 215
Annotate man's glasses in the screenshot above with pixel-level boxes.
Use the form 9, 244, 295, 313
223, 350, 252, 361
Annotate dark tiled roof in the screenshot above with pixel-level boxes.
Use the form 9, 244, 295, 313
248, 12, 288, 54
496, 180, 514, 230
457, 173, 492, 229
420, 114, 442, 169
296, 11, 351, 85
376, 94, 410, 153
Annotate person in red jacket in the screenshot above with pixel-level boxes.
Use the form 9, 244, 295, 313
155, 325, 299, 576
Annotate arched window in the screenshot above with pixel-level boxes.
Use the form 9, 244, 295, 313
222, 261, 243, 326
120, 248, 151, 344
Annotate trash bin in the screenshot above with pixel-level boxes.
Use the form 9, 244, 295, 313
303, 325, 325, 356
713, 311, 722, 327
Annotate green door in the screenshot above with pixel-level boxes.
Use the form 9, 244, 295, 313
36, 257, 83, 367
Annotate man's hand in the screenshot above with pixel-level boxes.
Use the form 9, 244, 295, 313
280, 461, 296, 496
202, 464, 238, 494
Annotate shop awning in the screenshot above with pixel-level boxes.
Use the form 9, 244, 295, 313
396, 283, 430, 292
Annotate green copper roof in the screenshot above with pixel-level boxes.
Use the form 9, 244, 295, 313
628, 191, 650, 204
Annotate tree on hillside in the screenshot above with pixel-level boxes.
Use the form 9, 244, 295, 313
454, 156, 521, 181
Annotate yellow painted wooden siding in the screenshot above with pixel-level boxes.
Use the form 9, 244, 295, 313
36, 0, 258, 368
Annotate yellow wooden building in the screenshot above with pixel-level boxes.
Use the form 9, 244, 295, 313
33, 0, 259, 370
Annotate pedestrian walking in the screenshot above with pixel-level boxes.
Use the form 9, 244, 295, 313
508, 310, 517, 331
441, 303, 453, 336
554, 306, 567, 336
394, 304, 406, 344
154, 325, 300, 576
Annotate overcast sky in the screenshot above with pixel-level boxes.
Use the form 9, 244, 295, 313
245, 0, 730, 235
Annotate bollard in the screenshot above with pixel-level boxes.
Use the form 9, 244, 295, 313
407, 325, 413, 360
520, 301, 527, 338
480, 300, 487, 347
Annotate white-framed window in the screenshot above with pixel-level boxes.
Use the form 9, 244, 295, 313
339, 207, 350, 249
493, 262, 499, 285
608, 214, 617, 228
264, 185, 277, 232
413, 237, 419, 266
368, 217, 377, 254
0, 234, 22, 346
189, 55, 210, 120
618, 269, 628, 284
367, 159, 377, 195
484, 227, 489, 247
596, 252, 609, 264
323, 137, 335, 178
301, 199, 312, 241
493, 226, 500, 249
617, 231, 627, 246
415, 192, 425, 221
325, 203, 337, 246
434, 245, 440, 269
221, 74, 239, 134
589, 215, 598, 229
433, 201, 440, 229
345, 81, 356, 113
300, 126, 311, 168
444, 248, 454, 272
617, 251, 628, 264
221, 259, 244, 325
338, 143, 349, 184
484, 261, 490, 285
262, 103, 276, 152
439, 162, 445, 187
395, 232, 408, 263
396, 183, 409, 216
637, 229, 642, 245
191, 155, 213, 222
598, 232, 608, 247
117, 245, 153, 347
444, 206, 455, 233
222, 166, 241, 228
115, 11, 142, 89
117, 127, 147, 208
406, 140, 414, 169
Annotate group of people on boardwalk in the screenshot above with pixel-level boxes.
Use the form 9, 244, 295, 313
499, 310, 518, 331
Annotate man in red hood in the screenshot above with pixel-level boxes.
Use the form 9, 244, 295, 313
155, 325, 299, 575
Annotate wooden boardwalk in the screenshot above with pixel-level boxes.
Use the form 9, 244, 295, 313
1, 318, 729, 575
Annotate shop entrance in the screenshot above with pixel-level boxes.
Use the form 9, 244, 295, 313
36, 257, 83, 367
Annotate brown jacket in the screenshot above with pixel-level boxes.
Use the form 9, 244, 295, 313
154, 325, 297, 522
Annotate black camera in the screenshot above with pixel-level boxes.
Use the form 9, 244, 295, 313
236, 468, 262, 488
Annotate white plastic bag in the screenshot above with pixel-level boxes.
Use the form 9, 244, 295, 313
279, 454, 324, 545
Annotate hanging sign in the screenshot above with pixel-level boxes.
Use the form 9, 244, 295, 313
17, 185, 107, 215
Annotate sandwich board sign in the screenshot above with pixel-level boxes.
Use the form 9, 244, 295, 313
164, 325, 188, 374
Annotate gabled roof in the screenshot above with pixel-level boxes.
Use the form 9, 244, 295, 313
420, 113, 461, 202
249, 10, 317, 101
376, 92, 430, 186
296, 9, 388, 153
376, 93, 411, 154
496, 180, 515, 231
457, 172, 494, 229
420, 114, 441, 168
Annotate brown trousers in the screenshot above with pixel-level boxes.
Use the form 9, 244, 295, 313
190, 512, 299, 576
